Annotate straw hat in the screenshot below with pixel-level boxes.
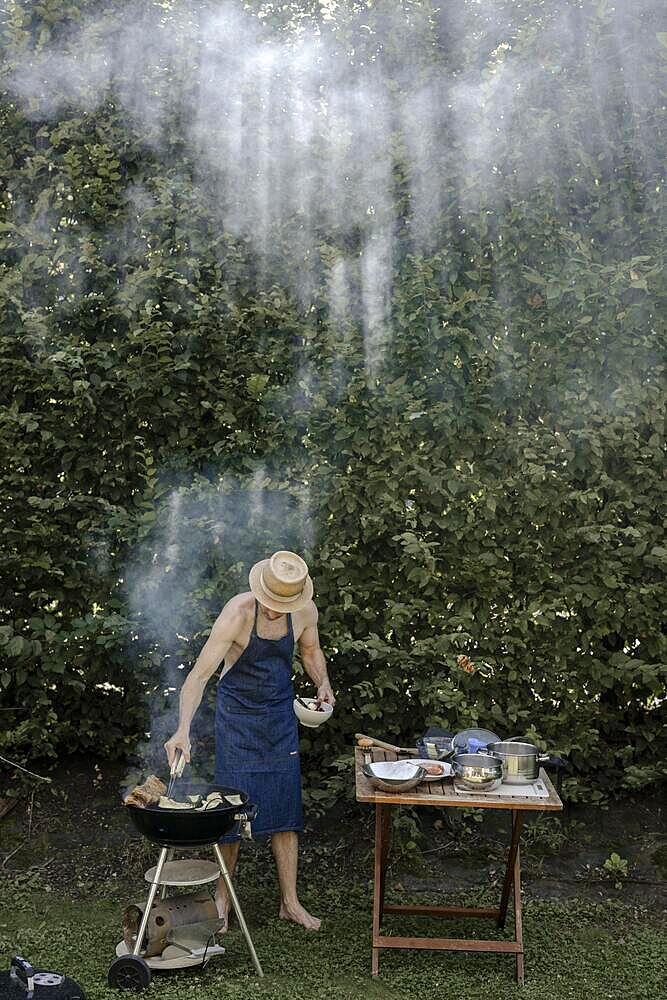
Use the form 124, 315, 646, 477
249, 550, 314, 614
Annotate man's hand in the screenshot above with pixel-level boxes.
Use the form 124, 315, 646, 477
164, 729, 192, 767
317, 681, 335, 707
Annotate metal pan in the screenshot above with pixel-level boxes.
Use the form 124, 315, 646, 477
362, 761, 427, 793
487, 741, 569, 785
451, 753, 504, 792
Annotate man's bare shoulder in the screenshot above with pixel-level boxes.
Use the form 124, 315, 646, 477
226, 592, 255, 615
213, 592, 254, 635
297, 600, 318, 627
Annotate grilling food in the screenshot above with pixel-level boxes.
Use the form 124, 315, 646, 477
124, 778, 244, 811
155, 792, 243, 810
124, 775, 167, 807
221, 793, 243, 806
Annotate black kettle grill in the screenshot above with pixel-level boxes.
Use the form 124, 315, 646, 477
0, 958, 85, 1000
107, 783, 263, 990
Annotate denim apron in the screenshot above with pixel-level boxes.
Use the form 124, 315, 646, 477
214, 602, 303, 841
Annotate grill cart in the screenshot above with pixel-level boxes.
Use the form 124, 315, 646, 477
108, 783, 263, 991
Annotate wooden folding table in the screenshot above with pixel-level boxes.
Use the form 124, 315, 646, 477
355, 747, 563, 984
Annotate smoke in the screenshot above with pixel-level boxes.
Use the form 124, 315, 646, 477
360, 228, 393, 383
4, 1, 663, 776
7, 1, 663, 382
123, 469, 313, 772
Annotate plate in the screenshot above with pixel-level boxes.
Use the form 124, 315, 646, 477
411, 759, 452, 781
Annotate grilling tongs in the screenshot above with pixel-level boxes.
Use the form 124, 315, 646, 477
166, 749, 186, 799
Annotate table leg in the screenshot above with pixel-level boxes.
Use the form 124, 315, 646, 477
367, 800, 533, 982
514, 842, 524, 985
498, 809, 524, 929
379, 805, 392, 922
372, 804, 392, 977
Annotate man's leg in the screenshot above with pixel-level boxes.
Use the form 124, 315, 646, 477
215, 841, 241, 932
271, 831, 321, 930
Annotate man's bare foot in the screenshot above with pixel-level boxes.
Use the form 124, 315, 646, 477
214, 891, 231, 936
279, 901, 321, 930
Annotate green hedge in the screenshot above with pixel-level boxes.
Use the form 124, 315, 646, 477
1, 1, 665, 801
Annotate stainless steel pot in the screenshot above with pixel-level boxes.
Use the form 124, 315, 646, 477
487, 741, 555, 785
451, 753, 503, 792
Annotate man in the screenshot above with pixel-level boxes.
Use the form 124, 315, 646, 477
164, 550, 334, 932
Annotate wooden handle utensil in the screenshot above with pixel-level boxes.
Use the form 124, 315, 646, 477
355, 733, 416, 756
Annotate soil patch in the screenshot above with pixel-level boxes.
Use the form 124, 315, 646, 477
0, 755, 665, 910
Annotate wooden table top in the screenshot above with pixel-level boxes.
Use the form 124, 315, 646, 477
354, 747, 563, 811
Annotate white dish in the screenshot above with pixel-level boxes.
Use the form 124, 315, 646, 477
367, 761, 423, 781
411, 759, 452, 781
293, 697, 333, 728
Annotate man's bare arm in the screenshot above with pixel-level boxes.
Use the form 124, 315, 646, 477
164, 600, 244, 765
298, 606, 335, 705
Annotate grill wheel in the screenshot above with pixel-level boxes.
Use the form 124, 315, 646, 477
107, 956, 151, 992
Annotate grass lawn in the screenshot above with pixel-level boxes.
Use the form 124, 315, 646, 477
1, 763, 665, 999
1, 875, 665, 1000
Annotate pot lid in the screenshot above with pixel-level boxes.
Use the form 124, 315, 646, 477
452, 728, 502, 753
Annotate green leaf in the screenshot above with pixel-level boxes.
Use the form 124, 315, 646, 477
7, 637, 25, 657
246, 374, 270, 397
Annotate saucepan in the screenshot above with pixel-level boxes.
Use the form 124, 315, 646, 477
486, 740, 569, 785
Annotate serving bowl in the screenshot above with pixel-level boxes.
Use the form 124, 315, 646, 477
451, 753, 504, 792
293, 697, 333, 728
362, 761, 427, 793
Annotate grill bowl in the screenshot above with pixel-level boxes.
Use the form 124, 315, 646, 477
125, 782, 251, 848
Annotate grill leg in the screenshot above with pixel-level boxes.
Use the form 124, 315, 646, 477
213, 843, 264, 977
133, 847, 169, 956
159, 849, 173, 900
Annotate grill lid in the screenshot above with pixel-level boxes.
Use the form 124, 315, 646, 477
5, 958, 86, 1000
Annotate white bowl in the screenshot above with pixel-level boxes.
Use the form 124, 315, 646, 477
293, 698, 333, 728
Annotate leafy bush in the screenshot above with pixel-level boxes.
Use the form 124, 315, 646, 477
0, 1, 665, 801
